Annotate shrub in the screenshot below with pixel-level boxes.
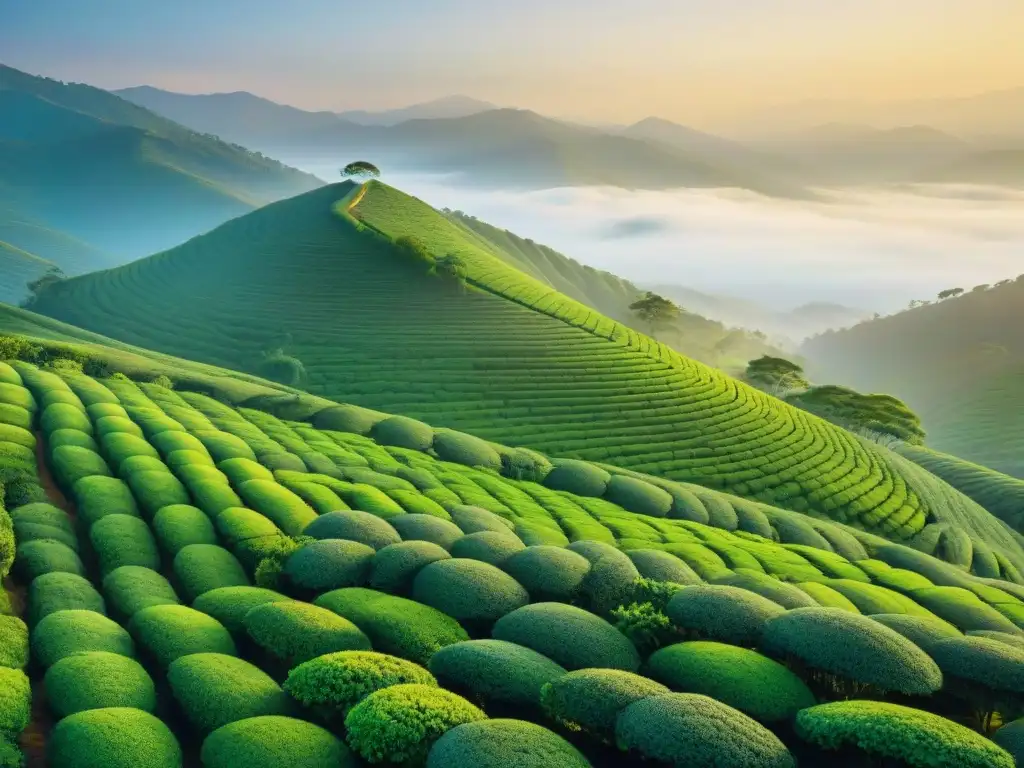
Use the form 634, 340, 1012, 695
151, 504, 216, 555
100, 433, 160, 472
31, 610, 134, 667
611, 601, 675, 654
48, 707, 182, 768
869, 614, 962, 656
304, 510, 401, 550
626, 550, 701, 585
929, 635, 1024, 695
616, 693, 796, 768
117, 456, 167, 477
796, 701, 1014, 768
968, 630, 1024, 650
646, 641, 815, 722
200, 715, 356, 768
500, 546, 591, 601
50, 446, 110, 488
432, 431, 501, 470
371, 416, 435, 451
172, 544, 248, 601
761, 608, 943, 695
214, 507, 282, 549
912, 586, 1022, 634
185, 478, 243, 518
218, 458, 274, 485
666, 585, 785, 646
41, 403, 92, 435
347, 485, 405, 518
540, 668, 667, 735
27, 572, 105, 626
244, 600, 370, 665
427, 719, 591, 768
126, 471, 191, 517
388, 490, 450, 518
994, 718, 1024, 765
493, 602, 641, 671
44, 652, 155, 718
429, 639, 566, 707
73, 476, 139, 525
0, 667, 29, 738
284, 539, 376, 592
795, 582, 861, 612
11, 520, 78, 551
712, 571, 818, 609
315, 588, 469, 665
102, 567, 179, 620
167, 653, 291, 733
413, 558, 529, 628
128, 605, 236, 667
149, 430, 208, 457
371, 541, 451, 593
604, 475, 672, 517
344, 683, 485, 765
9, 502, 72, 532
543, 460, 609, 497
0, 616, 28, 669
48, 428, 97, 453
89, 514, 160, 575
449, 505, 515, 534
195, 431, 257, 462
285, 650, 436, 718
238, 479, 318, 536
450, 531, 525, 566
0, 738, 21, 768
827, 579, 936, 617
581, 550, 641, 615
192, 586, 292, 634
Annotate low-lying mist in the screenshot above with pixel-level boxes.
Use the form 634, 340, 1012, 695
300, 160, 1024, 314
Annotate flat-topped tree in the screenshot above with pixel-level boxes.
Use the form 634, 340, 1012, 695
341, 161, 381, 181
629, 291, 679, 339
745, 355, 809, 395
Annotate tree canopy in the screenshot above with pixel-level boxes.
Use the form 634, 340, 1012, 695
20, 266, 66, 309
745, 356, 809, 393
341, 161, 381, 181
629, 292, 680, 336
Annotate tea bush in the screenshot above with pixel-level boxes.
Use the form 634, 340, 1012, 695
48, 708, 182, 768
429, 639, 566, 707
0, 615, 28, 669
284, 539, 376, 592
540, 668, 667, 735
90, 514, 160, 575
44, 652, 156, 717
101, 567, 180, 620
427, 719, 592, 768
501, 545, 592, 601
152, 504, 217, 555
303, 510, 401, 550
244, 600, 370, 664
173, 544, 249, 601
15, 539, 85, 581
192, 586, 292, 634
666, 585, 786, 646
201, 715, 358, 768
869, 614, 962, 656
128, 605, 235, 667
413, 558, 529, 627
370, 541, 451, 594
27, 572, 105, 625
626, 549, 701, 585
32, 609, 134, 667
450, 531, 526, 566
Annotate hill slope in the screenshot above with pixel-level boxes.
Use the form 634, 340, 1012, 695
0, 241, 54, 305
27, 180, 1024, 567
803, 277, 1024, 477
0, 64, 322, 265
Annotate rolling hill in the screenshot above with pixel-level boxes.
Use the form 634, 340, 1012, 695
24, 180, 1024, 572
0, 241, 54, 305
803, 277, 1024, 477
0, 63, 322, 265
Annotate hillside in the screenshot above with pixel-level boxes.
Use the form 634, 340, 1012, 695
23, 180, 1024, 570
803, 277, 1024, 477
0, 241, 54, 305
0, 64, 322, 264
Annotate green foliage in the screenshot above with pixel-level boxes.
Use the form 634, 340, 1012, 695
745, 355, 809, 392
167, 653, 291, 733
13, 538, 84, 581
127, 605, 236, 667
431, 431, 501, 470
427, 719, 592, 768
449, 530, 525, 566
152, 504, 217, 554
787, 385, 927, 445
125, 470, 190, 517
343, 683, 486, 765
994, 717, 1024, 765
284, 539, 376, 592
929, 635, 1024, 695
72, 476, 139, 525
761, 607, 944, 695
796, 700, 1014, 768
0, 667, 30, 740
604, 475, 673, 516
27, 572, 106, 625
370, 541, 451, 593
869, 613, 962, 656
44, 652, 155, 718
626, 550, 701, 585
646, 641, 815, 722
200, 715, 356, 768
543, 460, 610, 497
912, 585, 1021, 634
90, 514, 160, 575
493, 602, 641, 672
0, 616, 28, 669
48, 707, 182, 768
342, 161, 381, 180
611, 602, 675, 655
540, 668, 668, 735
32, 609, 134, 667
244, 600, 370, 665
191, 586, 292, 634
50, 445, 110, 488
101, 566, 179, 620
712, 571, 818, 609
666, 585, 785, 646
629, 291, 680, 336
581, 549, 641, 615
285, 650, 436, 719
315, 588, 469, 665
501, 545, 591, 601
412, 558, 529, 627
429, 639, 566, 708
237, 479, 318, 536
172, 544, 248, 601
371, 415, 435, 451
303, 510, 401, 550
449, 505, 515, 534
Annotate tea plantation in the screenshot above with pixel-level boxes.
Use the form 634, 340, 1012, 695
26, 182, 1024, 569
2, 354, 1024, 767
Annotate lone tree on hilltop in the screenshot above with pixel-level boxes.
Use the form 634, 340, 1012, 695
341, 161, 381, 181
629, 291, 680, 338
937, 287, 964, 300
433, 253, 468, 293
20, 265, 66, 309
745, 355, 810, 395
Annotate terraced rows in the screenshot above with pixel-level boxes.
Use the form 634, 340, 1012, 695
3, 364, 1024, 767
30, 184, 1024, 563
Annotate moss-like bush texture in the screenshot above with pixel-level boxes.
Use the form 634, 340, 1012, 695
304, 511, 401, 550
646, 641, 814, 722
540, 668, 667, 735
128, 605, 236, 667
391, 515, 463, 550
929, 635, 1024, 695
102, 567, 179, 620
666, 585, 785, 646
244, 600, 371, 665
429, 639, 566, 708
580, 548, 641, 616
27, 572, 105, 625
315, 588, 469, 665
44, 652, 155, 717
167, 653, 292, 733
412, 558, 529, 628
869, 614, 962, 656
32, 609, 134, 667
616, 693, 796, 768
73, 476, 139, 526
543, 460, 610, 497
191, 586, 292, 635
0, 667, 30, 739
48, 707, 182, 768
90, 514, 161, 575
0, 616, 28, 669
371, 415, 435, 451
172, 544, 249, 601
760, 608, 943, 695
796, 701, 1014, 768
370, 541, 451, 594
500, 546, 591, 601
200, 715, 357, 768
344, 683, 485, 765
427, 719, 592, 768
626, 549, 701, 585
14, 539, 85, 582
152, 505, 216, 555
492, 602, 640, 672
285, 650, 436, 719
449, 531, 526, 566
284, 539, 376, 592
994, 718, 1024, 765
431, 430, 501, 470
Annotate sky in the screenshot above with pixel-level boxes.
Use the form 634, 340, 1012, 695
2, 0, 1022, 126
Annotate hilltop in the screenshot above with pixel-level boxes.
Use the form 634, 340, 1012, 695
25, 180, 1024, 570
0, 241, 54, 305
803, 277, 1024, 477
0, 64, 322, 266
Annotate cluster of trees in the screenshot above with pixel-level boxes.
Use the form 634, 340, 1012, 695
20, 266, 65, 309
